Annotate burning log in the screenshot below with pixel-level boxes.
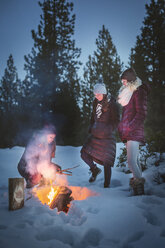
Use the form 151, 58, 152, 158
8, 178, 24, 210
49, 186, 73, 213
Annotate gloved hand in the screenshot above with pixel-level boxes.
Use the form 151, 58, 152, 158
54, 163, 62, 173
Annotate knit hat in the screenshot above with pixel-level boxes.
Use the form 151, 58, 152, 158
121, 68, 136, 82
93, 83, 107, 95
43, 124, 56, 135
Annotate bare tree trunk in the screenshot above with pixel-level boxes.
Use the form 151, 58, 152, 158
8, 178, 24, 210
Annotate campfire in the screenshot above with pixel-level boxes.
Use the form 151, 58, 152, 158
32, 174, 97, 213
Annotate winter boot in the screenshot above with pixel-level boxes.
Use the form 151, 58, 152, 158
89, 166, 102, 183
129, 177, 145, 196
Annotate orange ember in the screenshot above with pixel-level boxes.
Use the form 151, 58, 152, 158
69, 186, 98, 200
33, 184, 98, 209
32, 172, 98, 212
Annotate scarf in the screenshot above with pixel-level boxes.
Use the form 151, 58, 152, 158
95, 94, 111, 119
117, 77, 142, 106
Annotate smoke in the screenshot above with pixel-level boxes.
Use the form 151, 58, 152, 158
53, 174, 68, 186
36, 161, 68, 185
36, 161, 57, 180
21, 125, 67, 185
23, 126, 57, 179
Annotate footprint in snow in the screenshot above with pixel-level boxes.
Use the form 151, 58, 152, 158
98, 238, 120, 248
111, 179, 122, 188
160, 229, 165, 237
35, 226, 75, 246
141, 196, 162, 205
145, 188, 165, 198
122, 231, 144, 247
24, 219, 34, 226
143, 211, 161, 226
136, 203, 150, 211
33, 213, 55, 227
86, 207, 99, 214
59, 203, 87, 226
15, 223, 26, 229
0, 225, 8, 230
76, 228, 103, 248
153, 190, 165, 198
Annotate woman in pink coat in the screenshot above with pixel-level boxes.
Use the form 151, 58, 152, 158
118, 68, 150, 195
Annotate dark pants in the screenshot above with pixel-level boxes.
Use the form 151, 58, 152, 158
104, 164, 111, 187
81, 150, 111, 186
17, 158, 42, 185
17, 158, 31, 182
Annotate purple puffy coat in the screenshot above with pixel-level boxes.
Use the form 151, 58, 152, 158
118, 83, 150, 145
81, 95, 120, 166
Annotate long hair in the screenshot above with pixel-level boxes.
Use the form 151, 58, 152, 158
93, 94, 111, 112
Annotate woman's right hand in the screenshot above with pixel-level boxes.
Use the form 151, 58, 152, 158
55, 164, 62, 172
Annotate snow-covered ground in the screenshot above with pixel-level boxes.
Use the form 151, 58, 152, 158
0, 143, 165, 248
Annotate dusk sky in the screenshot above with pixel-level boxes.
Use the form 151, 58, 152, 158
0, 0, 150, 80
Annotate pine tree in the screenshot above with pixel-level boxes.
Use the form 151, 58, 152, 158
130, 0, 165, 84
0, 54, 22, 147
94, 25, 122, 97
129, 0, 165, 152
80, 25, 122, 136
16, 75, 43, 142
24, 0, 82, 145
0, 54, 20, 112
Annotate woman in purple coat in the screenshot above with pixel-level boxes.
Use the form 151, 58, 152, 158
117, 68, 150, 195
81, 82, 120, 188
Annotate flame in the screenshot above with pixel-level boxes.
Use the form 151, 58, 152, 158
33, 184, 97, 207
32, 173, 98, 212
32, 173, 69, 206
47, 186, 59, 205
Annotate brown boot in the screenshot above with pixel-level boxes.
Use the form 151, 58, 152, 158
89, 166, 102, 183
129, 177, 145, 196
